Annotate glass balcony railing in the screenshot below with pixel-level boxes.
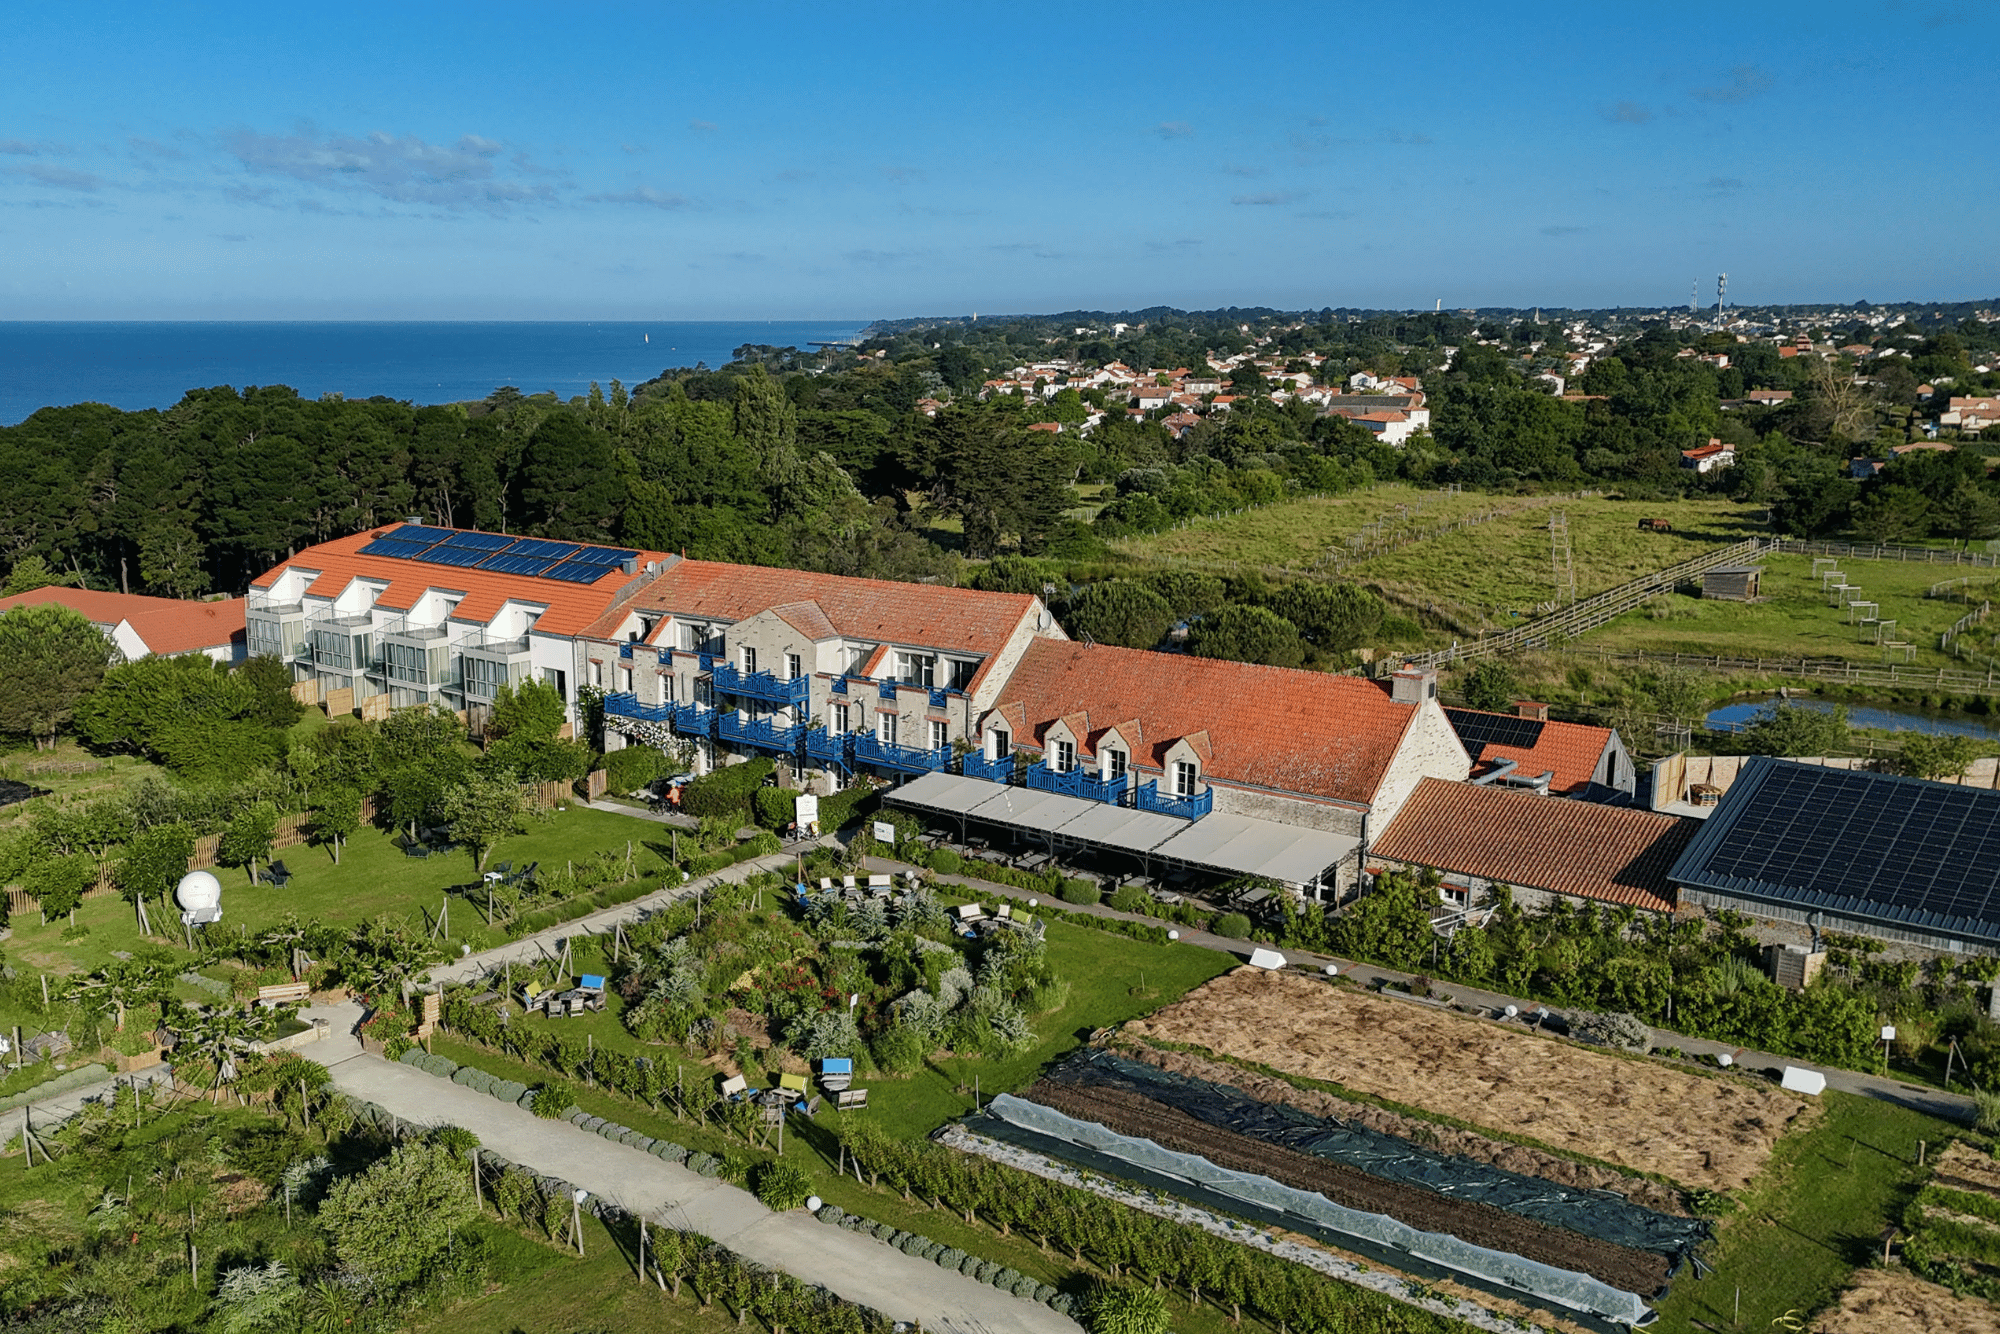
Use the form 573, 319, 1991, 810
852, 734, 952, 773
712, 663, 809, 707
1135, 779, 1212, 820
960, 752, 1013, 783
1026, 766, 1129, 805
718, 712, 804, 752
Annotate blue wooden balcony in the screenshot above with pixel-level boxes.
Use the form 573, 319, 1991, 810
718, 711, 804, 752
711, 663, 809, 707
805, 728, 853, 768
604, 691, 673, 725
960, 752, 1013, 784
1026, 766, 1129, 805
852, 734, 952, 773
1136, 779, 1212, 821
670, 701, 716, 736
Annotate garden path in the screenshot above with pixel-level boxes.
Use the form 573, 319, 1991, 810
300, 1031, 1080, 1334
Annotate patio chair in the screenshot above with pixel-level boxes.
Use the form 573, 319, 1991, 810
403, 842, 431, 860
266, 860, 292, 887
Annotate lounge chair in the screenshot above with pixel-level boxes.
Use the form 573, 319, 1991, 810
266, 860, 292, 887
403, 843, 431, 860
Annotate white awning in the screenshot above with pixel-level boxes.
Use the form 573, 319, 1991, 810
885, 771, 1001, 815
964, 785, 1080, 832
1152, 813, 1359, 885
1055, 803, 1192, 854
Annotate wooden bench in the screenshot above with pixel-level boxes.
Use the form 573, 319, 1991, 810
256, 981, 310, 1007
835, 1088, 869, 1110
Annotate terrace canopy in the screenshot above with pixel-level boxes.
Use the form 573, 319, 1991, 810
885, 770, 1359, 888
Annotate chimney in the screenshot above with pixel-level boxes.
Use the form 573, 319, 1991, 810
1515, 700, 1550, 721
621, 556, 639, 575
1390, 665, 1438, 706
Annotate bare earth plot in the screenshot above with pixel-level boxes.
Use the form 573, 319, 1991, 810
1126, 968, 1807, 1192
1813, 1266, 2000, 1334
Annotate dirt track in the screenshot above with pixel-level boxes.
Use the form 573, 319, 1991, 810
1118, 1040, 1689, 1216
1021, 1079, 1672, 1296
1126, 968, 1806, 1192
1813, 1267, 2000, 1334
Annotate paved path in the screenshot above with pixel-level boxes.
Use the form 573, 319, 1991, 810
301, 1020, 1077, 1334
871, 855, 1977, 1125
581, 798, 699, 830
10, 1062, 175, 1124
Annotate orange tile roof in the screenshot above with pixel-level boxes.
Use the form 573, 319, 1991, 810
989, 640, 1419, 806
1444, 706, 1614, 794
252, 528, 671, 637
585, 560, 1047, 697
1, 587, 246, 656
1373, 778, 1694, 913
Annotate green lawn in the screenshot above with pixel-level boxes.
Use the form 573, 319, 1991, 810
1578, 553, 1995, 671
0, 742, 175, 837
1656, 1090, 1957, 1331
1107, 483, 1512, 570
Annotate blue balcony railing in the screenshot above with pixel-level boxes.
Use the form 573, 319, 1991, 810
670, 701, 716, 736
718, 712, 805, 752
1136, 779, 1212, 821
929, 686, 950, 708
877, 681, 899, 701
604, 691, 674, 725
1027, 766, 1129, 805
960, 751, 1013, 784
853, 734, 952, 773
830, 677, 848, 695
805, 729, 853, 768
712, 663, 809, 707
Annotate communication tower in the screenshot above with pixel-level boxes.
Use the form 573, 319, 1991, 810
1715, 274, 1728, 331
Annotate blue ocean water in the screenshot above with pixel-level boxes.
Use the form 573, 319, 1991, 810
0, 320, 869, 426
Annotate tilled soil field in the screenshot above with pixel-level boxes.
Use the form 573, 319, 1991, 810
1813, 1267, 2000, 1334
1021, 1077, 1673, 1295
1117, 1040, 1689, 1216
1128, 968, 1805, 1191
1932, 1140, 2000, 1199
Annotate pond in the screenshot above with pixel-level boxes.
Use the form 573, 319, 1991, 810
1706, 696, 2000, 740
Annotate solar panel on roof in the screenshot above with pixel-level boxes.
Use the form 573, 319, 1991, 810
357, 538, 433, 560
411, 546, 491, 568
388, 525, 454, 546
439, 530, 515, 551
565, 546, 636, 567
1672, 758, 2000, 938
479, 552, 559, 576
542, 562, 610, 584
1444, 708, 1545, 755
506, 538, 581, 561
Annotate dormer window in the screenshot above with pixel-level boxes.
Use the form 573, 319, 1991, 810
785, 652, 801, 681
1173, 760, 1199, 797
897, 652, 935, 687
988, 727, 1011, 760
741, 646, 758, 675
1053, 738, 1075, 774
1102, 747, 1127, 782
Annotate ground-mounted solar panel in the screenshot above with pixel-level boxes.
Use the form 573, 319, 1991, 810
479, 552, 558, 576
1444, 707, 1545, 754
506, 538, 581, 561
357, 538, 433, 560
542, 562, 610, 584
388, 525, 454, 546
412, 546, 491, 568
439, 530, 515, 551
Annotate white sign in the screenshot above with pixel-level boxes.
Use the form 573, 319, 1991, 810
1779, 1066, 1827, 1096
1246, 947, 1288, 971
1880, 1025, 1897, 1042
872, 821, 896, 844
794, 794, 819, 825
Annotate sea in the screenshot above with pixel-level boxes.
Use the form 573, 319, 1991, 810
0, 320, 871, 426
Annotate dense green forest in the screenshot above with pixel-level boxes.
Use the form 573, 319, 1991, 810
2, 307, 1997, 607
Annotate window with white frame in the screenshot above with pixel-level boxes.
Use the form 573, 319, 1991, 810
948, 658, 977, 690
877, 712, 898, 746
929, 720, 948, 751
896, 652, 935, 686
662, 674, 676, 702
1103, 747, 1127, 782
590, 660, 604, 688
1053, 738, 1075, 773
831, 703, 850, 734
680, 622, 706, 651
741, 645, 758, 675
785, 652, 801, 680
988, 727, 1010, 759
619, 666, 633, 693
1173, 760, 1199, 797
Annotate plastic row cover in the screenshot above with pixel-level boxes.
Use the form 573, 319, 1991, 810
979, 1093, 1654, 1329
1051, 1050, 1707, 1263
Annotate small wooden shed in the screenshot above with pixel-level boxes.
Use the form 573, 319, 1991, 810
1701, 564, 1763, 601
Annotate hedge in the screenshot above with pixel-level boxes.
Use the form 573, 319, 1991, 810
814, 782, 879, 833
680, 756, 776, 817
1057, 879, 1100, 906
684, 830, 783, 878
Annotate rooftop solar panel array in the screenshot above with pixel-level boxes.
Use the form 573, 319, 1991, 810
1444, 707, 1545, 757
349, 526, 641, 584
1669, 757, 2000, 940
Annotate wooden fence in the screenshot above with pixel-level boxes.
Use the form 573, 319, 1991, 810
1554, 644, 1999, 693
1406, 537, 1771, 669
1770, 539, 2000, 568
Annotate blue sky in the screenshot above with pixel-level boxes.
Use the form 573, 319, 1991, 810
2, 0, 1993, 319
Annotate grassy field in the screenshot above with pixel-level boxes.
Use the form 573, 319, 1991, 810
1655, 1090, 1956, 1332
1577, 553, 1997, 671
0, 742, 174, 837
1106, 483, 1515, 570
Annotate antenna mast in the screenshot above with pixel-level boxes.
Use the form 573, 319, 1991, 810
1715, 274, 1728, 332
